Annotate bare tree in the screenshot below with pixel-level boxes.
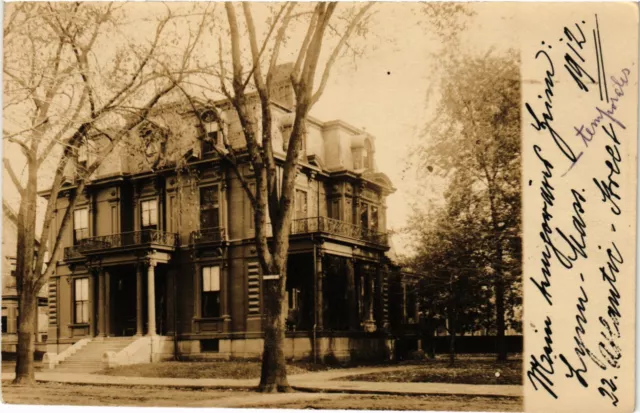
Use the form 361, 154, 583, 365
3, 2, 210, 384
168, 2, 374, 392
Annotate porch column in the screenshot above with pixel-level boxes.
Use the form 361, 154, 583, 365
346, 258, 358, 330
136, 264, 144, 336
221, 263, 231, 332
375, 264, 386, 329
315, 251, 324, 330
105, 270, 111, 336
221, 180, 229, 241
98, 269, 106, 337
368, 275, 375, 322
147, 260, 157, 336
363, 266, 376, 333
88, 275, 96, 337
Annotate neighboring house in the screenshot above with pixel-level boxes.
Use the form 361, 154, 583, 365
43, 66, 402, 362
2, 205, 48, 353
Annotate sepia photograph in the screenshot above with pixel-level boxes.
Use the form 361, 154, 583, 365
1, 1, 526, 412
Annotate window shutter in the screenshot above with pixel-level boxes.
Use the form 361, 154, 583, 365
247, 262, 261, 315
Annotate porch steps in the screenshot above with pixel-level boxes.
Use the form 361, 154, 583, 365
54, 338, 134, 373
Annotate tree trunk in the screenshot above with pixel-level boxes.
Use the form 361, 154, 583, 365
448, 303, 456, 366
259, 262, 292, 393
14, 287, 37, 384
495, 241, 507, 361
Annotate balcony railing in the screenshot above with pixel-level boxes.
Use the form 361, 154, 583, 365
190, 227, 226, 245
64, 246, 85, 261
64, 229, 178, 259
291, 217, 388, 246
187, 218, 388, 247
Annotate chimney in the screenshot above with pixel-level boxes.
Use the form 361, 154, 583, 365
269, 63, 294, 110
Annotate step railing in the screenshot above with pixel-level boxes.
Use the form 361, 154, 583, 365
102, 337, 151, 369
42, 338, 90, 369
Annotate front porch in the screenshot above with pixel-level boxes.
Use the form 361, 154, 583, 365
286, 250, 390, 335
63, 229, 177, 339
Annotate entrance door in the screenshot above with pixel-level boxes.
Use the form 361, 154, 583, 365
111, 268, 137, 336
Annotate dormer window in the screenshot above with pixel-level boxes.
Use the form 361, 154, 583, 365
351, 136, 374, 171
138, 122, 167, 164
200, 110, 222, 153
77, 142, 88, 170
363, 139, 372, 170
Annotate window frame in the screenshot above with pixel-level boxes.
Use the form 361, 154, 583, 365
73, 208, 89, 244
201, 266, 221, 318
74, 277, 90, 324
294, 189, 308, 220
363, 139, 373, 170
140, 199, 158, 229
200, 110, 222, 154
199, 185, 220, 229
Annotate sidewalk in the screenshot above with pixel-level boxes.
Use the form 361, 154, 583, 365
1, 366, 523, 398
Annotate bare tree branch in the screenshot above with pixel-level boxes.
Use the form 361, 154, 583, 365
4, 159, 26, 196
310, 3, 373, 107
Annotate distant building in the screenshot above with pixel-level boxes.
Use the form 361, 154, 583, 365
2, 205, 48, 352
42, 68, 406, 364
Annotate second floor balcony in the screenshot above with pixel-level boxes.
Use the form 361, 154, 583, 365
64, 229, 178, 260
189, 227, 226, 246
187, 217, 388, 248
291, 216, 389, 246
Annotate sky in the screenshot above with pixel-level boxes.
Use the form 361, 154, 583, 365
2, 2, 517, 256
310, 3, 517, 254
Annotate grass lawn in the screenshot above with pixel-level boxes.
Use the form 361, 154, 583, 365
339, 357, 522, 385
98, 359, 330, 379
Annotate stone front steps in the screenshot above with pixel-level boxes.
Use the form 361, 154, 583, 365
54, 338, 134, 373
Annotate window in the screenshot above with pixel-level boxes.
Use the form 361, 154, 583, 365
202, 266, 220, 318
370, 206, 379, 231
363, 139, 373, 170
288, 288, 300, 310
73, 209, 89, 244
202, 132, 218, 154
74, 278, 89, 324
353, 150, 363, 170
295, 190, 307, 220
293, 189, 308, 233
200, 186, 220, 229
141, 199, 158, 228
1, 308, 7, 334
200, 110, 221, 154
200, 339, 219, 352
359, 202, 369, 230
78, 143, 88, 169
